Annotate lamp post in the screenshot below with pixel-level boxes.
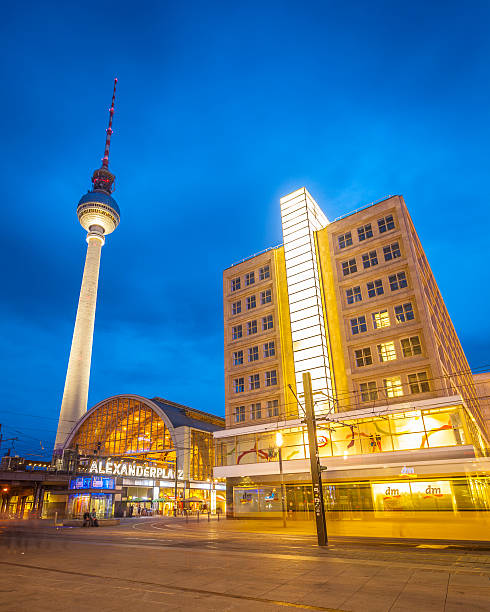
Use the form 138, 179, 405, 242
276, 431, 287, 528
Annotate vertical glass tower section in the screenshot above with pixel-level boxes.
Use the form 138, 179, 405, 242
280, 188, 333, 414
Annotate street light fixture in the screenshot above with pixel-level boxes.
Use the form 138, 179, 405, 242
275, 431, 287, 528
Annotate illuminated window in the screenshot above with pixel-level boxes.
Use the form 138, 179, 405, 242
264, 341, 275, 358
259, 265, 270, 281
377, 341, 397, 362
360, 381, 378, 402
342, 258, 357, 276
350, 316, 367, 334
395, 303, 414, 323
246, 295, 256, 310
267, 399, 279, 417
265, 370, 277, 386
338, 232, 352, 249
389, 272, 408, 291
355, 348, 372, 367
245, 272, 255, 286
372, 310, 390, 329
249, 374, 260, 390
251, 402, 262, 419
234, 378, 244, 393
401, 336, 422, 357
358, 224, 373, 241
408, 372, 430, 394
231, 277, 241, 292
383, 242, 401, 261
378, 215, 395, 233
262, 315, 273, 330
362, 250, 378, 269
261, 289, 272, 305
383, 376, 403, 397
346, 286, 362, 304
367, 279, 384, 298
232, 325, 242, 340
247, 320, 257, 335
248, 346, 259, 362
232, 300, 241, 315
234, 406, 245, 422
233, 350, 243, 365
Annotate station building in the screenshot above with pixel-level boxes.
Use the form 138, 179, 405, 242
56, 394, 225, 519
214, 188, 490, 539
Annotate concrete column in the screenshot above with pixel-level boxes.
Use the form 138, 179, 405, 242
55, 233, 104, 450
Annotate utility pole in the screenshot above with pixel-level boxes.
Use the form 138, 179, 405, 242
303, 372, 328, 546
173, 455, 178, 517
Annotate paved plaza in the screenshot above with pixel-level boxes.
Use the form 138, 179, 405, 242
0, 517, 489, 611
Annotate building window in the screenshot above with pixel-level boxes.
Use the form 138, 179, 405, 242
265, 370, 277, 386
401, 336, 422, 357
267, 399, 279, 417
231, 277, 241, 292
378, 215, 395, 233
389, 272, 408, 291
367, 279, 384, 298
251, 402, 262, 420
261, 289, 272, 305
262, 315, 273, 330
346, 286, 362, 304
233, 350, 243, 365
232, 325, 242, 340
248, 346, 259, 362
249, 374, 260, 390
360, 381, 378, 402
377, 341, 397, 362
259, 265, 270, 281
234, 405, 245, 422
245, 272, 255, 286
232, 300, 241, 315
338, 232, 353, 249
246, 295, 256, 310
394, 303, 414, 323
408, 372, 430, 394
342, 258, 357, 276
383, 376, 403, 397
234, 378, 244, 393
355, 348, 372, 367
247, 320, 257, 335
383, 242, 401, 261
372, 310, 390, 329
350, 316, 367, 335
358, 224, 373, 241
362, 250, 378, 269
264, 341, 275, 358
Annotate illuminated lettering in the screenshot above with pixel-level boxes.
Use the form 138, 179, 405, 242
89, 461, 98, 473
128, 464, 136, 476
143, 467, 150, 477
98, 461, 104, 474
136, 466, 143, 477
105, 461, 113, 474
149, 467, 156, 478
120, 463, 127, 476
113, 462, 122, 475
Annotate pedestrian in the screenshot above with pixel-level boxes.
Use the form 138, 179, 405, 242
90, 508, 99, 527
82, 511, 90, 527
137, 505, 141, 516
129, 504, 134, 517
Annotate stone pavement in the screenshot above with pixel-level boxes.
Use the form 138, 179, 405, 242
0, 519, 489, 611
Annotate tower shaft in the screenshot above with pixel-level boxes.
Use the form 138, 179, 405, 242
54, 234, 104, 449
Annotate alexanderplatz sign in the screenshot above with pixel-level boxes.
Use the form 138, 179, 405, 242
88, 459, 184, 480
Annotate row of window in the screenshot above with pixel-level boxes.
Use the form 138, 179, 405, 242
354, 335, 422, 368
233, 342, 276, 365
345, 271, 409, 304
359, 371, 430, 401
349, 303, 415, 335
231, 289, 272, 315
337, 214, 396, 250
341, 242, 401, 277
230, 265, 270, 292
233, 399, 280, 423
232, 315, 274, 340
233, 370, 278, 393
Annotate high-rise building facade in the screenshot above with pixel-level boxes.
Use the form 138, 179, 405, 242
216, 188, 490, 536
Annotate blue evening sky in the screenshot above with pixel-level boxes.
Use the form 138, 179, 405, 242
1, 1, 489, 458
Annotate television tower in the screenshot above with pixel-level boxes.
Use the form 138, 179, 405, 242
54, 79, 120, 451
